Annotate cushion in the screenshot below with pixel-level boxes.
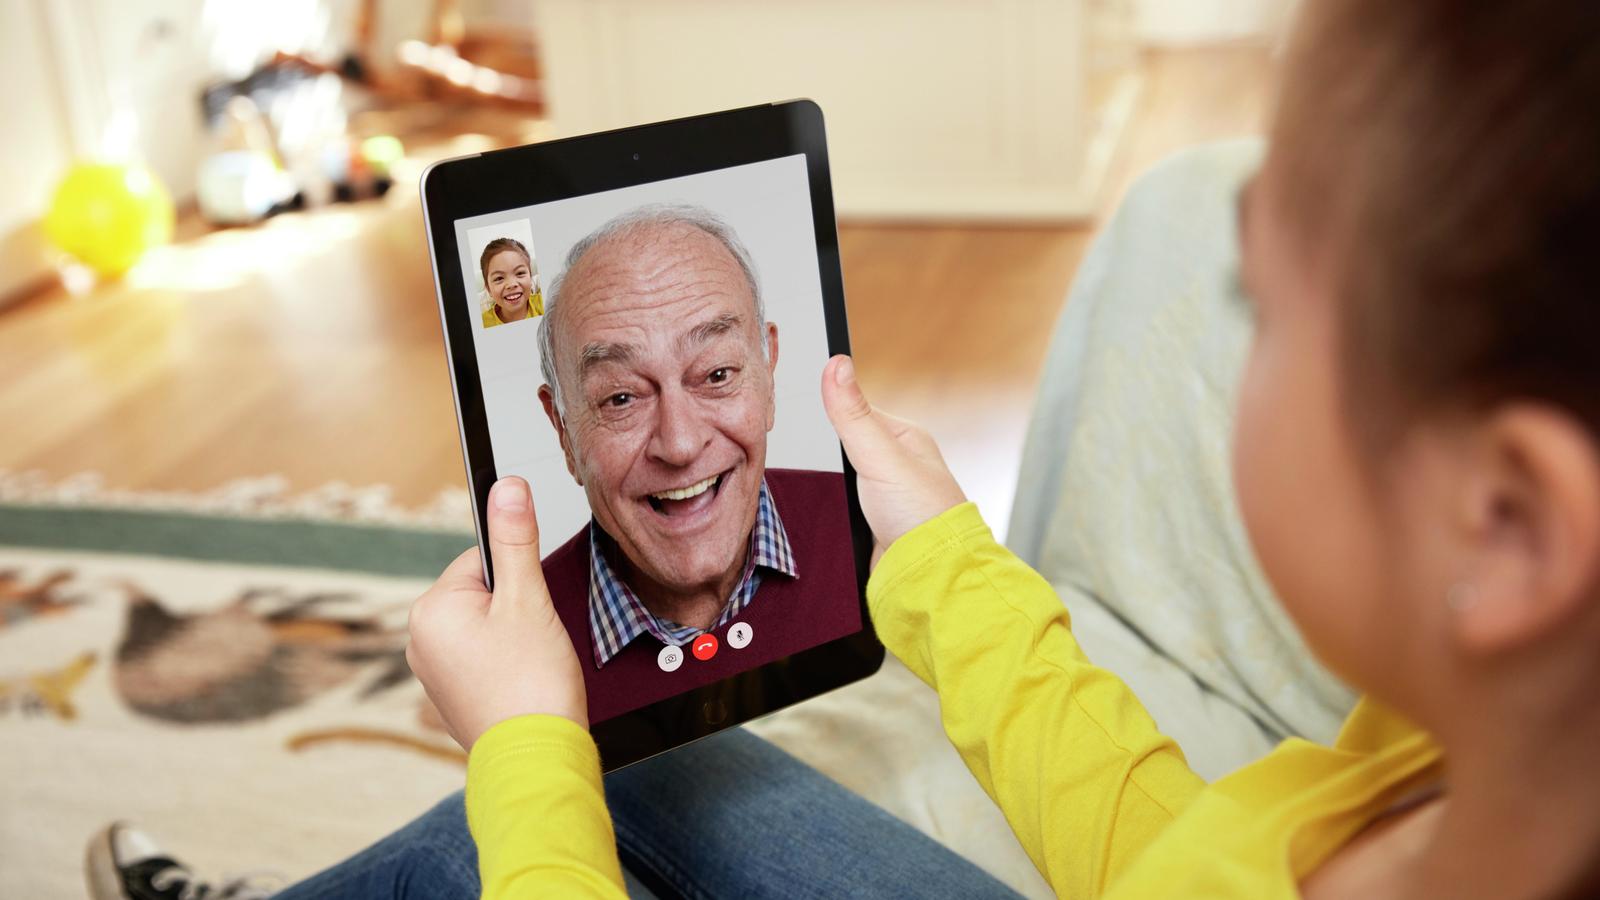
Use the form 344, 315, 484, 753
1008, 138, 1357, 758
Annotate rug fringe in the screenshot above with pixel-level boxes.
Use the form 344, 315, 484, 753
0, 470, 473, 531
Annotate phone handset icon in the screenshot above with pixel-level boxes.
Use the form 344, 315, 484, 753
691, 633, 719, 661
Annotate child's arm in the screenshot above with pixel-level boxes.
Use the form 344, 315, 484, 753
466, 715, 628, 899
868, 502, 1206, 897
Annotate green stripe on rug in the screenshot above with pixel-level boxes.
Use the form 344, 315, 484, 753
0, 504, 473, 578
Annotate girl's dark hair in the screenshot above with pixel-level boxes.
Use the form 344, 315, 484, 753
478, 237, 531, 284
1272, 0, 1600, 444
1275, 5, 1600, 891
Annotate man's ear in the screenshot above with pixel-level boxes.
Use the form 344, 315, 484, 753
764, 322, 780, 432
1451, 405, 1600, 655
538, 384, 583, 485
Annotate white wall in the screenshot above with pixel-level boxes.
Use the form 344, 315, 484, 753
0, 0, 214, 303
0, 0, 444, 304
41, 0, 211, 201
1133, 0, 1297, 45
534, 0, 1112, 220
0, 1, 75, 302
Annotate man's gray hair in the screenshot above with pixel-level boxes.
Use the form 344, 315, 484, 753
537, 203, 765, 415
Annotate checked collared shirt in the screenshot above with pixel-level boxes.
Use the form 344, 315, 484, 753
586, 479, 796, 668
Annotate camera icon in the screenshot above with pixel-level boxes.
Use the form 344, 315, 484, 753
657, 644, 684, 673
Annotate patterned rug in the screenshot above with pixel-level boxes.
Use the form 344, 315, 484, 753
0, 475, 478, 898
0, 472, 1053, 899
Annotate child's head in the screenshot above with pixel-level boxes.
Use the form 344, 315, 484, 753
480, 238, 536, 318
1233, 0, 1600, 722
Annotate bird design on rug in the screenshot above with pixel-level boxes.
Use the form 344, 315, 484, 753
112, 584, 412, 724
0, 569, 85, 630
0, 651, 97, 719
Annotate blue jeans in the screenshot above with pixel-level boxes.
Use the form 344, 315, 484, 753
274, 728, 1021, 899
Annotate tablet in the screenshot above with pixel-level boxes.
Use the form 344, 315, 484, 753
420, 101, 882, 770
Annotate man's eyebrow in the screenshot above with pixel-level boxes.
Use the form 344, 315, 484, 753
680, 313, 742, 351
578, 341, 639, 380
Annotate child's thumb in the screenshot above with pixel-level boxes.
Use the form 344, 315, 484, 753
822, 356, 899, 469
485, 477, 548, 605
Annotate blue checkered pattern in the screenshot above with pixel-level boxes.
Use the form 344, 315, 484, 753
587, 478, 796, 668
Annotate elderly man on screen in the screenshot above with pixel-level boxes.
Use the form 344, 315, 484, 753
534, 204, 858, 722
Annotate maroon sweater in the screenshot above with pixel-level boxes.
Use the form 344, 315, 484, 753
541, 468, 862, 724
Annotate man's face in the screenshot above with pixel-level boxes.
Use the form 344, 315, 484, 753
541, 223, 779, 596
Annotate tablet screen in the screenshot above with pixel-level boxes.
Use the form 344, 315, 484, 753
449, 153, 863, 724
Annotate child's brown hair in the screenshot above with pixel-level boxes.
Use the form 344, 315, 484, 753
479, 238, 532, 285
1272, 0, 1600, 445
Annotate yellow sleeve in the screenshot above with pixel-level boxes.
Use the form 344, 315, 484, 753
867, 503, 1206, 896
465, 714, 627, 899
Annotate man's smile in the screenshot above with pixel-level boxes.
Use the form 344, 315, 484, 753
651, 474, 719, 501
643, 470, 730, 519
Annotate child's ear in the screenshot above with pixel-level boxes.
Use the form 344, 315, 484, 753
1451, 405, 1600, 655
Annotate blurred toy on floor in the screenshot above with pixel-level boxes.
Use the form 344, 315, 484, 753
44, 162, 175, 279
192, 0, 540, 227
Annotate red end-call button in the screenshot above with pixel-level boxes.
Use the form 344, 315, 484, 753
691, 632, 719, 661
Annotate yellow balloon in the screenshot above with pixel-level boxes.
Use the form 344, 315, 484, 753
44, 163, 175, 279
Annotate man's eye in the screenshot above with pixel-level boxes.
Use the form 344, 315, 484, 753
605, 393, 633, 408
708, 368, 732, 384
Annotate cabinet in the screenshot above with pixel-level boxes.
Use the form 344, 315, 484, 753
533, 0, 1140, 221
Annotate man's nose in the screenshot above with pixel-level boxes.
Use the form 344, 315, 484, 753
646, 387, 712, 468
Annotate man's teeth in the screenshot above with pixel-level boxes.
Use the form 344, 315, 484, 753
650, 475, 717, 501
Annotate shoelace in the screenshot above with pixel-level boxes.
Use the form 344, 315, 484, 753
150, 863, 282, 900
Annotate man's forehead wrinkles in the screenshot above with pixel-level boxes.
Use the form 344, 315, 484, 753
681, 313, 742, 350
571, 309, 747, 386
579, 225, 744, 278
590, 283, 735, 312
568, 294, 711, 363
552, 221, 762, 402
557, 226, 751, 324
568, 276, 744, 324
577, 256, 745, 306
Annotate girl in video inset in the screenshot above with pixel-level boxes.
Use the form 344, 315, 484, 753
479, 237, 542, 327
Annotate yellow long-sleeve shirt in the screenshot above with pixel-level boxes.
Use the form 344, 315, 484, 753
465, 503, 1443, 898
481, 291, 544, 328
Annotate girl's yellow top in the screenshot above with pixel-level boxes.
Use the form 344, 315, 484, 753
464, 503, 1443, 898
482, 291, 544, 327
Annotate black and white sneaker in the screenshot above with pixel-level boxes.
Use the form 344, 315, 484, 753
86, 822, 282, 900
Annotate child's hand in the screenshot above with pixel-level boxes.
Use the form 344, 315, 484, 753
406, 477, 587, 751
822, 355, 969, 566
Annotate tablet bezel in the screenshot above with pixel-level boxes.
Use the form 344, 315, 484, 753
420, 100, 883, 771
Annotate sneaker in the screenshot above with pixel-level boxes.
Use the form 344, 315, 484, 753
85, 822, 282, 900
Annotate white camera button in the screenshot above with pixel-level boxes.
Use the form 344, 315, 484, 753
657, 643, 685, 672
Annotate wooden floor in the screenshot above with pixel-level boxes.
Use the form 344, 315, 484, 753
0, 46, 1275, 535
